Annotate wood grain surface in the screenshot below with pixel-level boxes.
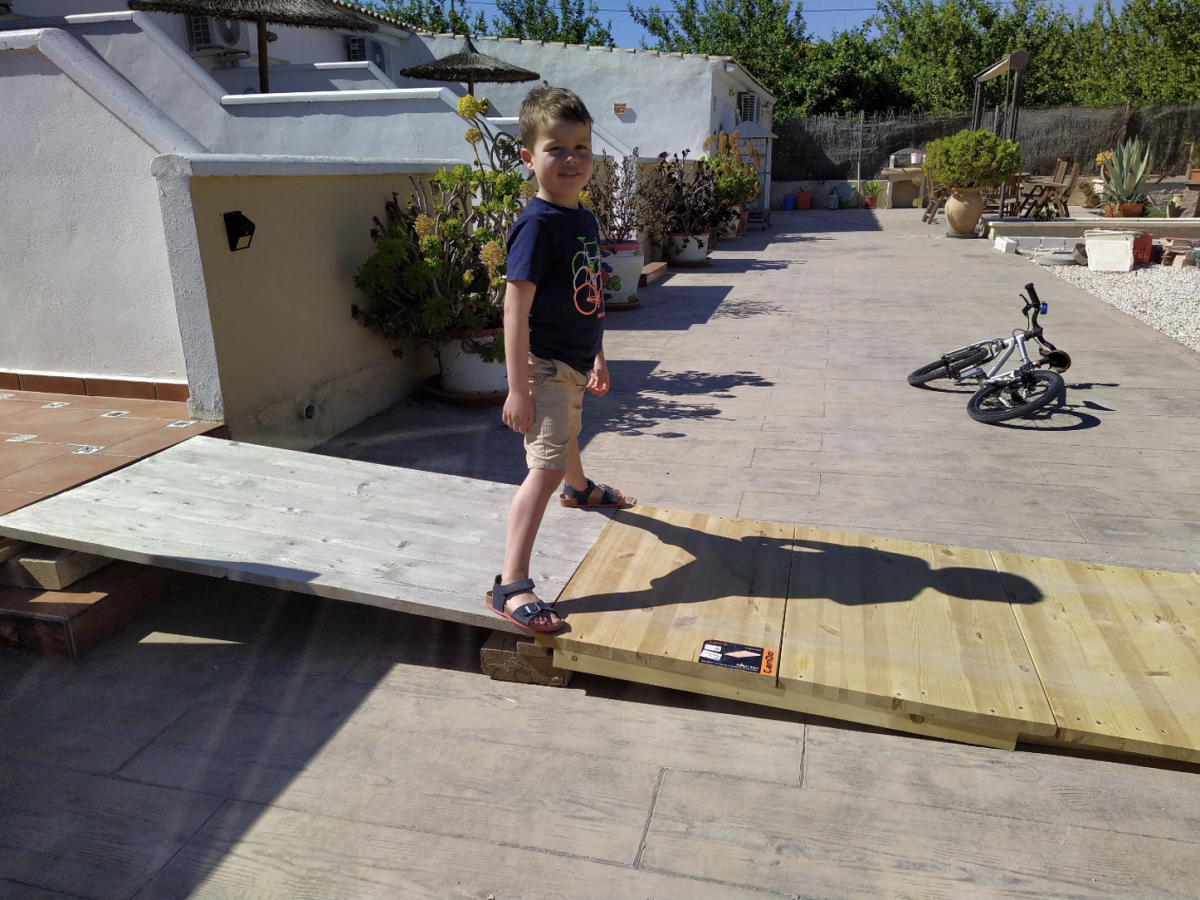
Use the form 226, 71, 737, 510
0, 437, 611, 633
779, 526, 1057, 737
550, 506, 792, 691
995, 552, 1200, 762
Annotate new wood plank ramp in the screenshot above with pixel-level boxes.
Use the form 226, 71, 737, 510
549, 507, 1200, 762
0, 436, 612, 634
2, 438, 1196, 762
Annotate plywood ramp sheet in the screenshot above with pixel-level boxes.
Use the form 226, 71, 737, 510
0, 437, 611, 633
780, 527, 1057, 739
995, 553, 1200, 763
553, 507, 791, 693
551, 509, 1041, 749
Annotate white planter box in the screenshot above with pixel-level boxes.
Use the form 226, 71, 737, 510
1084, 231, 1134, 273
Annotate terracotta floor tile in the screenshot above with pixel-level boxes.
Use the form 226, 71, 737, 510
0, 452, 128, 493
35, 415, 176, 449
99, 423, 215, 458
0, 398, 43, 422
3, 391, 157, 410
126, 400, 192, 420
0, 405, 106, 435
0, 441, 74, 476
0, 489, 47, 515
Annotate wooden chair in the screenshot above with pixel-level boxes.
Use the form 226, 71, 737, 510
1018, 159, 1073, 218
921, 173, 950, 224
1050, 161, 1082, 217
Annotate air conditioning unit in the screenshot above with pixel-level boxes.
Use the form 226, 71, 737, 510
346, 36, 387, 70
186, 15, 246, 54
737, 92, 759, 124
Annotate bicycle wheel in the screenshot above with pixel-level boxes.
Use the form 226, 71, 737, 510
967, 370, 1065, 423
907, 345, 990, 386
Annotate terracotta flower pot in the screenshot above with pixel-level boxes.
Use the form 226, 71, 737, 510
1117, 203, 1145, 218
864, 196, 878, 209
945, 187, 984, 235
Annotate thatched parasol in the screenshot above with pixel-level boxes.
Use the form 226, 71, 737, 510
129, 0, 377, 94
399, 35, 539, 96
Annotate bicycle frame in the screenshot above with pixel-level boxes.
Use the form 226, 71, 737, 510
958, 332, 1036, 385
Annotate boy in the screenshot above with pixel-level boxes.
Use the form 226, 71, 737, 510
486, 86, 632, 633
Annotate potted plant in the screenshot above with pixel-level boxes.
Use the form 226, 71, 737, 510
861, 180, 883, 209
1078, 179, 1100, 208
582, 149, 645, 308
703, 129, 761, 236
923, 129, 1023, 235
642, 151, 734, 264
1100, 137, 1153, 217
353, 95, 526, 397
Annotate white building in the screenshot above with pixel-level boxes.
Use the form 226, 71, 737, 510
0, 0, 774, 448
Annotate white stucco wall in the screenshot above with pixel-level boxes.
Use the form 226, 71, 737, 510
0, 32, 193, 382
393, 34, 721, 159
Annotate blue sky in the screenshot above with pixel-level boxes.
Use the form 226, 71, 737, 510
454, 1, 881, 46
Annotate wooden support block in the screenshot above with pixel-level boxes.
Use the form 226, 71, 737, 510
0, 561, 168, 658
0, 537, 31, 565
480, 631, 573, 686
0, 544, 112, 590
639, 261, 668, 286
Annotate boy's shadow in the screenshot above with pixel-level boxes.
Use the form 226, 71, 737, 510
556, 509, 1043, 616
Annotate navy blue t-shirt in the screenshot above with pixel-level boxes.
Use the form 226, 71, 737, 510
506, 196, 605, 375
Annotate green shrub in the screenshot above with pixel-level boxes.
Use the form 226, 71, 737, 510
923, 129, 1023, 189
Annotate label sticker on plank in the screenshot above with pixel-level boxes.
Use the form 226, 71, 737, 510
698, 640, 776, 676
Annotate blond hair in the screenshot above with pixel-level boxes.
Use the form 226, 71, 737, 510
519, 86, 592, 149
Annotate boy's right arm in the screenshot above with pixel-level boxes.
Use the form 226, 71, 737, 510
502, 279, 536, 433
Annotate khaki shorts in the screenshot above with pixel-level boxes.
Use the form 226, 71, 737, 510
525, 354, 587, 470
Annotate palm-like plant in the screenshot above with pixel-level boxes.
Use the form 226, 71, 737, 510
1100, 137, 1154, 205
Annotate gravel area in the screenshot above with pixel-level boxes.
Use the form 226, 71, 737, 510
1036, 261, 1200, 353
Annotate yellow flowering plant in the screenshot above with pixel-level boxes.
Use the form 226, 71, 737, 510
353, 95, 526, 365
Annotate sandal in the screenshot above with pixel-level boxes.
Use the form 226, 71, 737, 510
559, 478, 634, 509
485, 575, 564, 634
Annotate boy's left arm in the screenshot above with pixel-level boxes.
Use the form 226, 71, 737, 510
587, 350, 610, 396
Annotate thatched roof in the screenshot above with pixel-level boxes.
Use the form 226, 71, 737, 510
128, 0, 376, 30
399, 35, 539, 90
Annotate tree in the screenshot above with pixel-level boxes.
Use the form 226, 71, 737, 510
872, 0, 1083, 111
629, 0, 811, 119
1071, 0, 1200, 105
492, 0, 615, 46
797, 29, 910, 115
363, 0, 488, 35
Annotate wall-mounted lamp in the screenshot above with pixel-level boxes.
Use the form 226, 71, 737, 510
223, 211, 255, 251
613, 102, 627, 115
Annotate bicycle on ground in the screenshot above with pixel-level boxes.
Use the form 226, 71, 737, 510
907, 282, 1072, 423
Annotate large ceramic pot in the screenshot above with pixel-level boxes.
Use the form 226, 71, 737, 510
436, 330, 507, 395
599, 241, 643, 307
945, 187, 985, 235
668, 233, 709, 263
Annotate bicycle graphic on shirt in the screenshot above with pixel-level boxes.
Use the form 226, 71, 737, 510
572, 238, 605, 317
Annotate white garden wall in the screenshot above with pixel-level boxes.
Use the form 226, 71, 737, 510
0, 29, 198, 385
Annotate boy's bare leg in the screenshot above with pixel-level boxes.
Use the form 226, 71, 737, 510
563, 436, 588, 494
501, 466, 566, 627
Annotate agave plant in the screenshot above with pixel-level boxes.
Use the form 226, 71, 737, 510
1100, 137, 1154, 205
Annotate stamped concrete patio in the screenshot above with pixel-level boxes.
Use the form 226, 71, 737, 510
1, 208, 1196, 899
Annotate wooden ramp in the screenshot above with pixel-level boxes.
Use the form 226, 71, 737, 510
549, 507, 1200, 762
2, 438, 1196, 761
0, 436, 611, 634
